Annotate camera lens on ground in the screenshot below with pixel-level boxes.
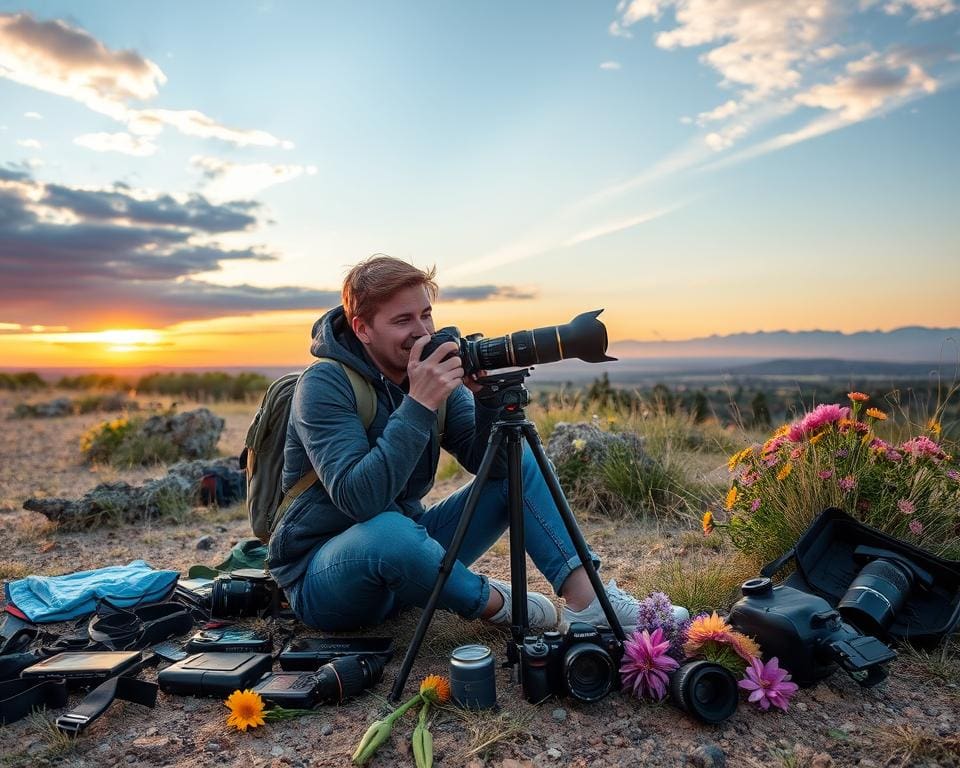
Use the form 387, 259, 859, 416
314, 654, 385, 704
669, 660, 739, 724
563, 644, 616, 703
839, 558, 913, 636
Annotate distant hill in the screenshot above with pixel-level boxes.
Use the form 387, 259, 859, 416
609, 326, 960, 363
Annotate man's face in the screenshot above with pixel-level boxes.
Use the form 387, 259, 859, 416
352, 284, 436, 383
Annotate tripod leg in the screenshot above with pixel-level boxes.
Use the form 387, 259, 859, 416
389, 427, 507, 702
521, 423, 628, 643
505, 429, 528, 645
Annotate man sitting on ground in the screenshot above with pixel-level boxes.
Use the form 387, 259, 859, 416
267, 255, 639, 632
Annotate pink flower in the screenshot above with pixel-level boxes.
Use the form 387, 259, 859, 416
787, 404, 850, 443
750, 499, 761, 512
897, 499, 915, 515
818, 470, 833, 480
947, 470, 960, 482
900, 436, 948, 462
838, 475, 856, 493
620, 628, 680, 701
909, 519, 924, 535
740, 470, 759, 487
739, 656, 799, 712
835, 449, 848, 459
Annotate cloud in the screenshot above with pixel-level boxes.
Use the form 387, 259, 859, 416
74, 131, 157, 156
0, 12, 291, 149
16, 138, 41, 149
23, 111, 42, 119
600, 61, 622, 70
441, 285, 538, 302
880, 0, 957, 20
190, 155, 317, 201
0, 166, 333, 328
794, 51, 937, 120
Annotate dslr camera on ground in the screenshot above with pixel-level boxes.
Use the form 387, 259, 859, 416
520, 622, 623, 703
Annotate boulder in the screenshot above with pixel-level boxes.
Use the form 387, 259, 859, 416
545, 422, 652, 471
141, 407, 224, 460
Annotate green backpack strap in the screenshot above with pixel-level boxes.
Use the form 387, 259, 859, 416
315, 357, 377, 429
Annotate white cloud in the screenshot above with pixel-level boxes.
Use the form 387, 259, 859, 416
23, 111, 42, 119
696, 98, 741, 125
74, 131, 158, 157
0, 12, 291, 149
190, 155, 317, 201
600, 61, 622, 70
17, 138, 41, 149
881, 0, 957, 20
795, 52, 937, 121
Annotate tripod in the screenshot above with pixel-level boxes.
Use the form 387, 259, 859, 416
389, 368, 627, 702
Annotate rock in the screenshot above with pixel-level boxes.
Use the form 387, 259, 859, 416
545, 748, 562, 759
810, 753, 834, 768
141, 407, 224, 460
551, 707, 568, 722
687, 743, 725, 768
545, 423, 651, 474
320, 723, 334, 736
204, 742, 221, 753
271, 746, 285, 757
196, 535, 215, 550
902, 706, 923, 719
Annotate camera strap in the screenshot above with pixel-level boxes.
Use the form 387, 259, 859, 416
88, 601, 194, 650
55, 674, 158, 735
0, 676, 69, 725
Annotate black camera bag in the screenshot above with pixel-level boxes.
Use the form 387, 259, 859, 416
761, 507, 960, 646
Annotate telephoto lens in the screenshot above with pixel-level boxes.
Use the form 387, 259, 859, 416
669, 660, 739, 724
839, 558, 914, 636
210, 569, 277, 618
314, 653, 386, 704
449, 644, 497, 710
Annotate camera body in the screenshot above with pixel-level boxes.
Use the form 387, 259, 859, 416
210, 568, 279, 618
519, 622, 622, 703
729, 578, 896, 687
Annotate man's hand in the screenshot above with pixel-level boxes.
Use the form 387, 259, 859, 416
463, 370, 488, 395
408, 335, 464, 411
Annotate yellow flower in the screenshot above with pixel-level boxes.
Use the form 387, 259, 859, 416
776, 462, 793, 481
724, 486, 738, 511
419, 675, 451, 704
865, 408, 887, 421
572, 438, 587, 452
225, 689, 266, 732
685, 612, 731, 649
928, 419, 942, 437
847, 392, 869, 403
727, 447, 753, 472
809, 432, 826, 445
702, 510, 715, 535
773, 424, 790, 438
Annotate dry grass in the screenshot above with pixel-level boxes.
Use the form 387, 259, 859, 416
870, 724, 960, 767
637, 551, 758, 615
445, 705, 535, 763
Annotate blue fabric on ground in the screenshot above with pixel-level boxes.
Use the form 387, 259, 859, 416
4, 560, 179, 623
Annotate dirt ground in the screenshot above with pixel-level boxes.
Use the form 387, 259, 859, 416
0, 392, 958, 768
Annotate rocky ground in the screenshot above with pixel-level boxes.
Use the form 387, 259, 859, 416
0, 392, 958, 768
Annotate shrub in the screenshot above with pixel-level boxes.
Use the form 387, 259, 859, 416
714, 392, 960, 565
80, 417, 139, 464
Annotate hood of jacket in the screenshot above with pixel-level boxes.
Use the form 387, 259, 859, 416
309, 306, 382, 385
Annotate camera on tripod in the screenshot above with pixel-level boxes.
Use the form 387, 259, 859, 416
519, 622, 623, 703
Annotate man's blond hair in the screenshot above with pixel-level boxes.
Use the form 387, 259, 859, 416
342, 255, 438, 324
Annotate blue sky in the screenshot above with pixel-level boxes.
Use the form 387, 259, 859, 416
1, 1, 959, 366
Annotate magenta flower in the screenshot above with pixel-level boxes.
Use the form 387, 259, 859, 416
738, 656, 798, 712
620, 628, 680, 701
838, 475, 856, 493
750, 499, 761, 512
947, 470, 959, 482
909, 519, 924, 535
897, 499, 915, 515
818, 470, 833, 480
787, 404, 850, 443
900, 436, 947, 462
740, 470, 759, 487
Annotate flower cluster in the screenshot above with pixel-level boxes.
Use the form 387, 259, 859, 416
713, 392, 960, 563
619, 602, 797, 713
224, 689, 320, 732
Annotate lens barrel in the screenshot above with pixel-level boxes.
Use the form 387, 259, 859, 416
669, 660, 739, 724
563, 643, 616, 703
839, 558, 914, 636
315, 654, 385, 704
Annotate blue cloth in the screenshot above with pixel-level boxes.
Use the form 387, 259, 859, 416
4, 560, 178, 623
287, 444, 599, 631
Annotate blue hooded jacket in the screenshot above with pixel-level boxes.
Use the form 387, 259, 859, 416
267, 306, 504, 589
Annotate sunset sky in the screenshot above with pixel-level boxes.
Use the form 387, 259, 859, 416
1, 1, 959, 368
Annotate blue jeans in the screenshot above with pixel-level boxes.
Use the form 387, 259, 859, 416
287, 445, 599, 630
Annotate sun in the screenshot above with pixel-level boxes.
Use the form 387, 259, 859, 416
70, 328, 164, 353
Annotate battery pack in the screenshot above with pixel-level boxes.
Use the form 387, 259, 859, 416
158, 652, 272, 697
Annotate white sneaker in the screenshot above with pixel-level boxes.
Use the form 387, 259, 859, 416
561, 579, 639, 633
486, 578, 558, 631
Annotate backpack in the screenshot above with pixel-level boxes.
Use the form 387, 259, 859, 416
242, 358, 446, 544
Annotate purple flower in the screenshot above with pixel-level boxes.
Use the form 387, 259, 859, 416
838, 475, 856, 493
947, 470, 959, 482
635, 591, 690, 660
750, 499, 761, 512
818, 470, 833, 480
909, 519, 924, 535
620, 628, 680, 701
738, 656, 799, 712
897, 499, 915, 515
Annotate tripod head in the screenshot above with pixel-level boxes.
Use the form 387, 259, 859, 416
475, 368, 532, 418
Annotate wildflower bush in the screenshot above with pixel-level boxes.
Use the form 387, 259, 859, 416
713, 393, 960, 565
79, 413, 178, 466
80, 417, 139, 464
